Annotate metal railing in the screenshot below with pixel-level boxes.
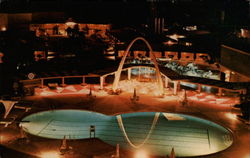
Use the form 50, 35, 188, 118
20, 74, 100, 88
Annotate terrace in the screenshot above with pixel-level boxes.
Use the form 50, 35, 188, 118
0, 37, 249, 158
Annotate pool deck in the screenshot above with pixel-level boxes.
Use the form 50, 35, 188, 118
0, 90, 249, 158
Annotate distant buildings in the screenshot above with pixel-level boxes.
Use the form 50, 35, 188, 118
220, 45, 250, 82
0, 0, 249, 96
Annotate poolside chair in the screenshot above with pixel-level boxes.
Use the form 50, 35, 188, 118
14, 105, 32, 112
14, 100, 33, 112
0, 117, 16, 127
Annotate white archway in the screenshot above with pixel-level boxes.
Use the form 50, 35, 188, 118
112, 37, 164, 95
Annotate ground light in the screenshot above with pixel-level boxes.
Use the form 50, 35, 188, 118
0, 135, 4, 143
244, 154, 250, 158
134, 150, 148, 158
225, 112, 238, 120
1, 26, 6, 31
40, 151, 61, 158
0, 134, 12, 144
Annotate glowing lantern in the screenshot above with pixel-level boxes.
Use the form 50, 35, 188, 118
28, 73, 35, 80
40, 151, 60, 158
65, 18, 76, 28
1, 27, 6, 31
134, 150, 148, 158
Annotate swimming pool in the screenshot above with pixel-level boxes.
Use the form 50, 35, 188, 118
20, 110, 233, 157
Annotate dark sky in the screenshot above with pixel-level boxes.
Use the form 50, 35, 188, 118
0, 0, 249, 26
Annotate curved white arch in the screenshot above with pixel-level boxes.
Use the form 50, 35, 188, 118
116, 112, 160, 149
112, 37, 164, 95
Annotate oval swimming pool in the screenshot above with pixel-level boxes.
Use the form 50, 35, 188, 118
20, 110, 233, 157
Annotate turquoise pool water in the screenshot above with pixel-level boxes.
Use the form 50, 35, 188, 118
21, 110, 233, 157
